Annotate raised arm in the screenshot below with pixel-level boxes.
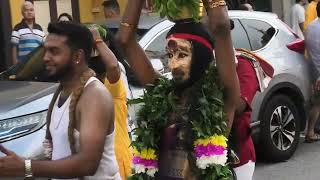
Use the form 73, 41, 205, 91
202, 0, 240, 134
115, 0, 160, 86
91, 28, 121, 83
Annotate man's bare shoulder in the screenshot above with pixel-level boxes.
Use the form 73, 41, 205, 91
79, 80, 113, 108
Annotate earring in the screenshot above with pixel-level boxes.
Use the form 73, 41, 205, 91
76, 61, 80, 64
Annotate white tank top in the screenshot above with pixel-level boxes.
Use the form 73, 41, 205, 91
50, 77, 121, 180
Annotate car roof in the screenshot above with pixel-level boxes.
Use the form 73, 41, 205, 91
100, 14, 167, 30
228, 10, 278, 20
99, 10, 278, 30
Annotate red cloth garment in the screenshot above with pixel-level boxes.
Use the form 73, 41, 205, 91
233, 56, 258, 167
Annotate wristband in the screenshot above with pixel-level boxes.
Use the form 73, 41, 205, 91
24, 159, 33, 179
120, 22, 134, 28
206, 0, 227, 9
95, 38, 104, 45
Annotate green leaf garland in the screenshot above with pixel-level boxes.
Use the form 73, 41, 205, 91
152, 0, 201, 21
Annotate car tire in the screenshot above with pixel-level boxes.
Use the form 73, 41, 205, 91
258, 94, 300, 161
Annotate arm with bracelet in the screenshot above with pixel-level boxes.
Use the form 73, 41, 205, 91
91, 28, 121, 84
202, 0, 240, 135
116, 0, 160, 86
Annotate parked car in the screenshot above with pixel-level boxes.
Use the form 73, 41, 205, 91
0, 11, 310, 172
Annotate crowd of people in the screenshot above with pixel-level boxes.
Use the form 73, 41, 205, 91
0, 0, 318, 180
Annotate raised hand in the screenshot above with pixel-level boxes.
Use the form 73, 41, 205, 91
201, 0, 240, 135
116, 0, 160, 86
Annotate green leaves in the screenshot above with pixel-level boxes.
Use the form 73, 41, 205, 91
85, 24, 107, 39
152, 0, 201, 21
198, 165, 233, 180
130, 77, 174, 150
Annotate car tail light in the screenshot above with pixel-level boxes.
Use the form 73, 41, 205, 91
286, 39, 305, 54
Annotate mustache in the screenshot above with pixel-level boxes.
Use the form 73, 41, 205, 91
172, 69, 185, 77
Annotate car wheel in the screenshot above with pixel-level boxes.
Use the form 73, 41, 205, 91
259, 94, 300, 161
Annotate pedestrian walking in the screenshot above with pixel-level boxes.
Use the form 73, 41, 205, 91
305, 2, 320, 143
290, 0, 307, 39
11, 1, 45, 64
304, 0, 319, 30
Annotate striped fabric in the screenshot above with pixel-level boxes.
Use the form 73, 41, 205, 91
11, 20, 45, 62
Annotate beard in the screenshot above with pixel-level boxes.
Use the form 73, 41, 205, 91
172, 76, 194, 96
45, 62, 73, 82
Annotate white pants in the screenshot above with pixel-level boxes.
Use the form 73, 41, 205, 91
234, 160, 255, 180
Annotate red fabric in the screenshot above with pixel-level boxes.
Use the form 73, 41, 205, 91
233, 56, 258, 167
167, 33, 213, 50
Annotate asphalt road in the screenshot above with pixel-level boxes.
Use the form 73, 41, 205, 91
254, 136, 320, 180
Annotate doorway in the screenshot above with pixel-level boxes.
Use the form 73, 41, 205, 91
0, 0, 12, 70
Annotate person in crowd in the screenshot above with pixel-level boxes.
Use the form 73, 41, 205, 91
57, 13, 73, 22
11, 1, 45, 64
102, 0, 121, 19
238, 3, 254, 11
305, 2, 320, 143
0, 21, 121, 180
290, 0, 307, 39
116, 0, 239, 179
304, 0, 319, 30
88, 27, 132, 180
231, 52, 258, 180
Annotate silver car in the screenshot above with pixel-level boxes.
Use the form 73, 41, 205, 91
0, 11, 310, 176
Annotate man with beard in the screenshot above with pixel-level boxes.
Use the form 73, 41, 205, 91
116, 0, 239, 179
0, 22, 121, 180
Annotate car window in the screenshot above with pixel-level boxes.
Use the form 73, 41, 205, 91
0, 45, 53, 82
145, 29, 170, 54
230, 19, 252, 50
145, 28, 171, 73
240, 19, 276, 51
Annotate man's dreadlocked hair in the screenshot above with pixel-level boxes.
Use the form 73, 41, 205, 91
45, 22, 96, 167
166, 20, 215, 90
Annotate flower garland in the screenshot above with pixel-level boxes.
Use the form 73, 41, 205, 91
128, 65, 232, 180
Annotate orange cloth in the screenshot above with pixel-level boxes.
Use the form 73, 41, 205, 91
304, 1, 318, 30
105, 75, 132, 180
